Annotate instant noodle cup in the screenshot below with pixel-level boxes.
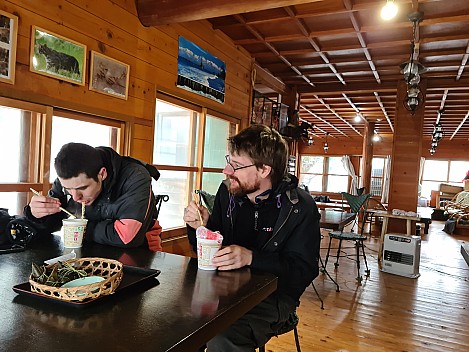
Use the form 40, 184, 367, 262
62, 218, 88, 248
196, 226, 223, 270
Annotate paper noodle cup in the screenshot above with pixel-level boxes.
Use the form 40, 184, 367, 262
62, 219, 88, 248
196, 226, 223, 270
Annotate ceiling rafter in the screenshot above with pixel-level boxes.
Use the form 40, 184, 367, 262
300, 105, 344, 136
314, 95, 362, 136
456, 42, 469, 80
373, 92, 394, 133
283, 6, 346, 85
450, 111, 469, 140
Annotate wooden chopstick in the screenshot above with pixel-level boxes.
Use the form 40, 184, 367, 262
193, 191, 204, 226
29, 188, 77, 219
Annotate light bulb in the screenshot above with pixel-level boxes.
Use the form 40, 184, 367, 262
381, 0, 398, 21
354, 114, 362, 122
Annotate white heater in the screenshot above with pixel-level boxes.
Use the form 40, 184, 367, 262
382, 234, 421, 278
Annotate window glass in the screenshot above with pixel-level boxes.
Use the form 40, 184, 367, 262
0, 106, 22, 183
423, 160, 448, 181
152, 170, 195, 230
201, 172, 225, 195
327, 175, 348, 192
299, 174, 323, 192
300, 156, 323, 173
203, 115, 229, 168
371, 158, 385, 177
449, 161, 469, 182
0, 106, 37, 214
328, 157, 347, 175
50, 116, 118, 182
153, 100, 199, 167
421, 181, 440, 200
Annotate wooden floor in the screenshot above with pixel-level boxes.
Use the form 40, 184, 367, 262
264, 217, 469, 352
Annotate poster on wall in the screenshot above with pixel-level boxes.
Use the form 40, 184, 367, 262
177, 36, 225, 104
0, 10, 18, 85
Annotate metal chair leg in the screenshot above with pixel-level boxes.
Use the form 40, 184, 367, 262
311, 281, 324, 309
355, 240, 362, 283
293, 326, 302, 352
360, 239, 371, 276
334, 239, 343, 268
319, 255, 340, 292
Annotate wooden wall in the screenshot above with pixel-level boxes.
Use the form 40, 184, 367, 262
0, 0, 253, 163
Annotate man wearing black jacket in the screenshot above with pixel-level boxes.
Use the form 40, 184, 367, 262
25, 143, 162, 250
184, 124, 321, 351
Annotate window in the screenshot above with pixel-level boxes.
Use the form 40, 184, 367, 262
421, 159, 469, 199
358, 157, 387, 197
152, 98, 238, 230
299, 156, 349, 192
49, 112, 121, 182
0, 98, 123, 215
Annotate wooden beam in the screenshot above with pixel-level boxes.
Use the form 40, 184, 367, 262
253, 62, 288, 95
136, 0, 325, 26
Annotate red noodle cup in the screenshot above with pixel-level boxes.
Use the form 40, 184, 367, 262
196, 226, 223, 270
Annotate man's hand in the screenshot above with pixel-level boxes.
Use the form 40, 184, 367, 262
183, 201, 209, 229
29, 194, 61, 219
212, 245, 252, 271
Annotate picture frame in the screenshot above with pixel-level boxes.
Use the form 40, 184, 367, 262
30, 26, 86, 86
89, 51, 130, 100
0, 10, 18, 85
177, 36, 226, 104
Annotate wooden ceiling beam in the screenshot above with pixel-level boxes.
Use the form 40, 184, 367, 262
136, 0, 325, 26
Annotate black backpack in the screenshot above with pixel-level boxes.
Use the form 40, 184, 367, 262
0, 208, 14, 245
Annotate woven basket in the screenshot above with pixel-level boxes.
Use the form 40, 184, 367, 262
29, 257, 123, 302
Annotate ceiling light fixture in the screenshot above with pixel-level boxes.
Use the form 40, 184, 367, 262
401, 11, 426, 114
381, 0, 398, 21
373, 132, 382, 142
354, 113, 362, 122
429, 110, 444, 155
323, 133, 329, 153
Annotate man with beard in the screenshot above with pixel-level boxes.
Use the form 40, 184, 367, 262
184, 124, 321, 352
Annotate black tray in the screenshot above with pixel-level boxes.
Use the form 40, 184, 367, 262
12, 265, 160, 308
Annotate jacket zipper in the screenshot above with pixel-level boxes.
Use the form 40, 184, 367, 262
261, 205, 293, 250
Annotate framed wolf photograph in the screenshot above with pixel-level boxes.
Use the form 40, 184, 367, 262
30, 26, 86, 85
89, 51, 130, 100
0, 10, 18, 85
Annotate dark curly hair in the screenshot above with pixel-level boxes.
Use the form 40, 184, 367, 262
54, 143, 103, 181
228, 124, 288, 185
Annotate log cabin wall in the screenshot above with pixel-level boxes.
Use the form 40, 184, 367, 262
0, 0, 253, 164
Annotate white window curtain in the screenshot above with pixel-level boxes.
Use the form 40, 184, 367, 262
419, 157, 425, 196
341, 155, 358, 195
381, 156, 391, 203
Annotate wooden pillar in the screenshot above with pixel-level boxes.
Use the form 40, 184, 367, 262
360, 121, 374, 193
281, 87, 298, 112
388, 79, 426, 232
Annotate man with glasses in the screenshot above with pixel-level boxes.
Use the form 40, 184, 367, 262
184, 124, 321, 351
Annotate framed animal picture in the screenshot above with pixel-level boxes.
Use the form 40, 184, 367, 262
0, 10, 18, 85
89, 51, 130, 100
30, 26, 86, 85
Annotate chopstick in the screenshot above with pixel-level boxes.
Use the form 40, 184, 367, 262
29, 188, 77, 219
193, 191, 204, 226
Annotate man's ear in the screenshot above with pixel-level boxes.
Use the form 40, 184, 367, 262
260, 164, 272, 179
98, 167, 107, 181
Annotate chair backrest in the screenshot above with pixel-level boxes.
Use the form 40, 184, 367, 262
154, 194, 169, 220
194, 190, 216, 214
341, 192, 370, 214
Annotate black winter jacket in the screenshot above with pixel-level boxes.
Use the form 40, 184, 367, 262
188, 175, 321, 306
25, 147, 159, 248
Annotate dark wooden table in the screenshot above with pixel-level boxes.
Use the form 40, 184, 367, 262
319, 209, 356, 230
0, 235, 277, 352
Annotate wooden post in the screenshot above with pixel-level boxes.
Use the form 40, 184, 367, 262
387, 79, 426, 233
361, 121, 374, 194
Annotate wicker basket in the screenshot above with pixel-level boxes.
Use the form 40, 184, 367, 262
29, 257, 123, 302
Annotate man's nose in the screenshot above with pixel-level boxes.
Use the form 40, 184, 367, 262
69, 190, 82, 201
223, 164, 233, 175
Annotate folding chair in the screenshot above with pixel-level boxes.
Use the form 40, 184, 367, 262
324, 192, 371, 284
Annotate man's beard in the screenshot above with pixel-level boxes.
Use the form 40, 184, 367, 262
228, 175, 261, 197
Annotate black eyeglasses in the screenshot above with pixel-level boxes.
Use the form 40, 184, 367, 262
225, 155, 256, 173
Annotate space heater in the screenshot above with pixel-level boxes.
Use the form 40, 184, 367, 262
382, 234, 421, 278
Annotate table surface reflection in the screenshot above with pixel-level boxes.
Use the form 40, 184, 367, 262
0, 235, 277, 352
319, 209, 356, 230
